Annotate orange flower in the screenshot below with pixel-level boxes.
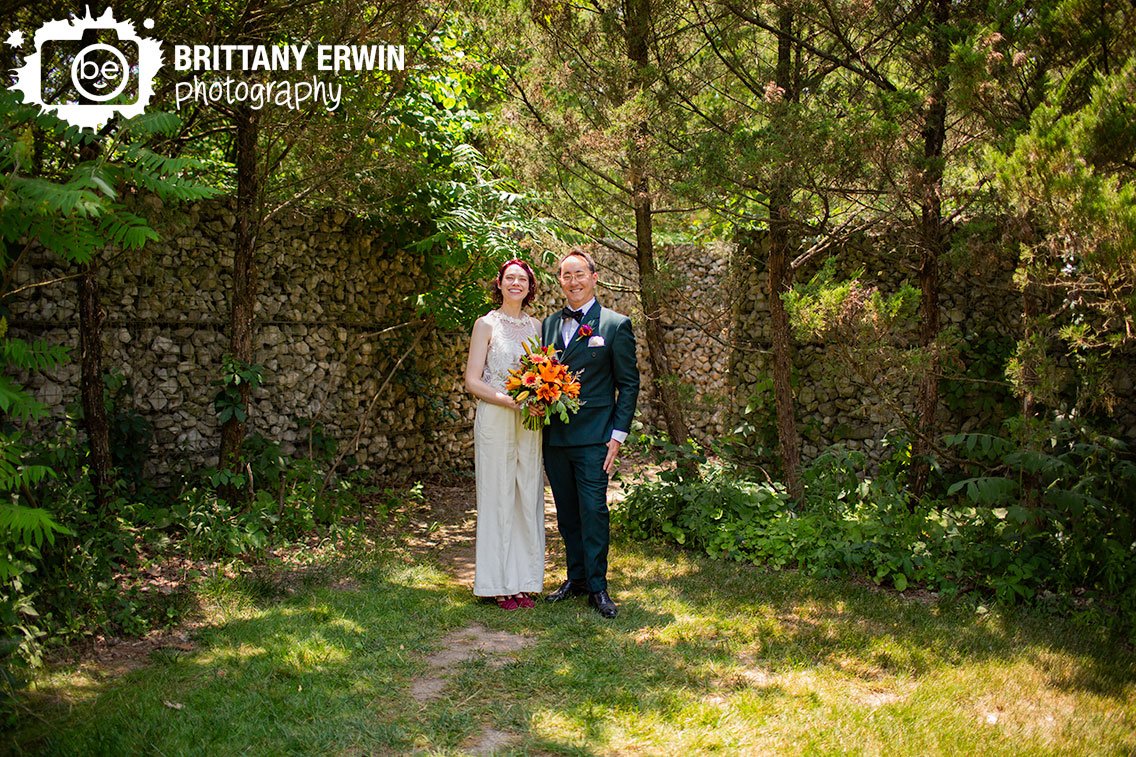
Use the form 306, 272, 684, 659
504, 375, 523, 391
563, 380, 580, 398
537, 382, 562, 403
522, 372, 539, 388
539, 362, 560, 383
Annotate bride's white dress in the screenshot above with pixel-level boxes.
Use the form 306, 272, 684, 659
473, 309, 545, 596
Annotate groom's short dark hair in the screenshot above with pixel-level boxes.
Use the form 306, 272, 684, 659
559, 248, 596, 273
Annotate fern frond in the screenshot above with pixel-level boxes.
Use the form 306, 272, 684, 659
0, 376, 47, 421
120, 110, 182, 138
0, 503, 71, 582
30, 217, 101, 263
0, 338, 70, 372
115, 158, 219, 202
99, 211, 160, 249
0, 463, 53, 493
9, 175, 102, 217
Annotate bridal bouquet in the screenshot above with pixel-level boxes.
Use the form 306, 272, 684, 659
504, 338, 583, 431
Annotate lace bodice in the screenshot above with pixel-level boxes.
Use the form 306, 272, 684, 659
481, 309, 539, 392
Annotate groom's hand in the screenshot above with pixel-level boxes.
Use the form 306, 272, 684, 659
603, 439, 621, 475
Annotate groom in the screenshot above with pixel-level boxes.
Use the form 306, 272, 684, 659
543, 249, 640, 618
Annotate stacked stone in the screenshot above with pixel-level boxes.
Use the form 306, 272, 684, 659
7, 198, 465, 478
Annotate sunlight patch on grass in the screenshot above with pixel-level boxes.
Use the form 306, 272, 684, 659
324, 615, 366, 634
922, 660, 1136, 752
617, 549, 704, 581
278, 639, 350, 672
27, 669, 109, 707
385, 561, 453, 590
193, 642, 269, 666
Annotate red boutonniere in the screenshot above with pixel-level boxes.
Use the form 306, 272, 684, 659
576, 324, 594, 341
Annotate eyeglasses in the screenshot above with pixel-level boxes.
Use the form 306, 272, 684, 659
558, 271, 594, 283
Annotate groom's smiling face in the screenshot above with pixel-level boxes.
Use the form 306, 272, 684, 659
559, 255, 598, 310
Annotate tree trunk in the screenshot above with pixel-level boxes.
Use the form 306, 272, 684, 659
217, 105, 261, 502
1019, 278, 1041, 508
908, 0, 950, 501
632, 178, 691, 449
78, 259, 113, 511
769, 5, 803, 501
624, 0, 692, 452
77, 138, 114, 512
767, 218, 802, 500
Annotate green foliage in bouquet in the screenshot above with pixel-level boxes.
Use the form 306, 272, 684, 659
505, 339, 583, 431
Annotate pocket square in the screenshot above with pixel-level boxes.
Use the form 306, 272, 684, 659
588, 335, 605, 347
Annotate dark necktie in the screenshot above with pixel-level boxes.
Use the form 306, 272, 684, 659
562, 307, 585, 322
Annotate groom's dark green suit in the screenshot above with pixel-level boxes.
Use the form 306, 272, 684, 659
542, 300, 640, 593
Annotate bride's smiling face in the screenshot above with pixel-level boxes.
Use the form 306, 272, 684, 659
499, 264, 531, 306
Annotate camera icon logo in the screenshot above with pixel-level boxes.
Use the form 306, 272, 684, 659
9, 7, 163, 131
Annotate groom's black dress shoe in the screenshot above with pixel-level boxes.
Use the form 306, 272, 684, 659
546, 580, 588, 603
588, 590, 618, 618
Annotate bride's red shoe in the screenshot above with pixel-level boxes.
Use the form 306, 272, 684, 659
495, 596, 520, 610
514, 593, 535, 609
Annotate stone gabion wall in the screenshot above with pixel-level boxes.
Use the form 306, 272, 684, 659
9, 197, 471, 477
731, 233, 1136, 461
7, 199, 734, 479
584, 243, 734, 445
730, 233, 1018, 462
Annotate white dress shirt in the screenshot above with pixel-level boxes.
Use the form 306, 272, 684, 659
561, 297, 595, 345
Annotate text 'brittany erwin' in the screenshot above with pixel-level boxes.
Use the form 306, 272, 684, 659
172, 44, 406, 73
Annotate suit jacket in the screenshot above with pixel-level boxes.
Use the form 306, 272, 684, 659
542, 300, 640, 447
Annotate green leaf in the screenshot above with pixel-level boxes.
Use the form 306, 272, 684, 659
948, 476, 1019, 506
0, 503, 72, 580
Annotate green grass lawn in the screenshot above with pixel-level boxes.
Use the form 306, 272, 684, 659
9, 534, 1135, 755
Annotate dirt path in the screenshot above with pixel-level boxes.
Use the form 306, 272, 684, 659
400, 478, 576, 753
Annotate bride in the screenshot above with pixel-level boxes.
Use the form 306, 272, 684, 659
463, 259, 545, 609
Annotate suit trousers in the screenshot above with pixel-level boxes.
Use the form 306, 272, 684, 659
543, 442, 609, 593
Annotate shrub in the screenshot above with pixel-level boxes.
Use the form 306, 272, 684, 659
614, 429, 1136, 639
943, 420, 1136, 617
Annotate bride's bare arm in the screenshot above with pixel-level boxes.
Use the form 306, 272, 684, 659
464, 318, 519, 409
